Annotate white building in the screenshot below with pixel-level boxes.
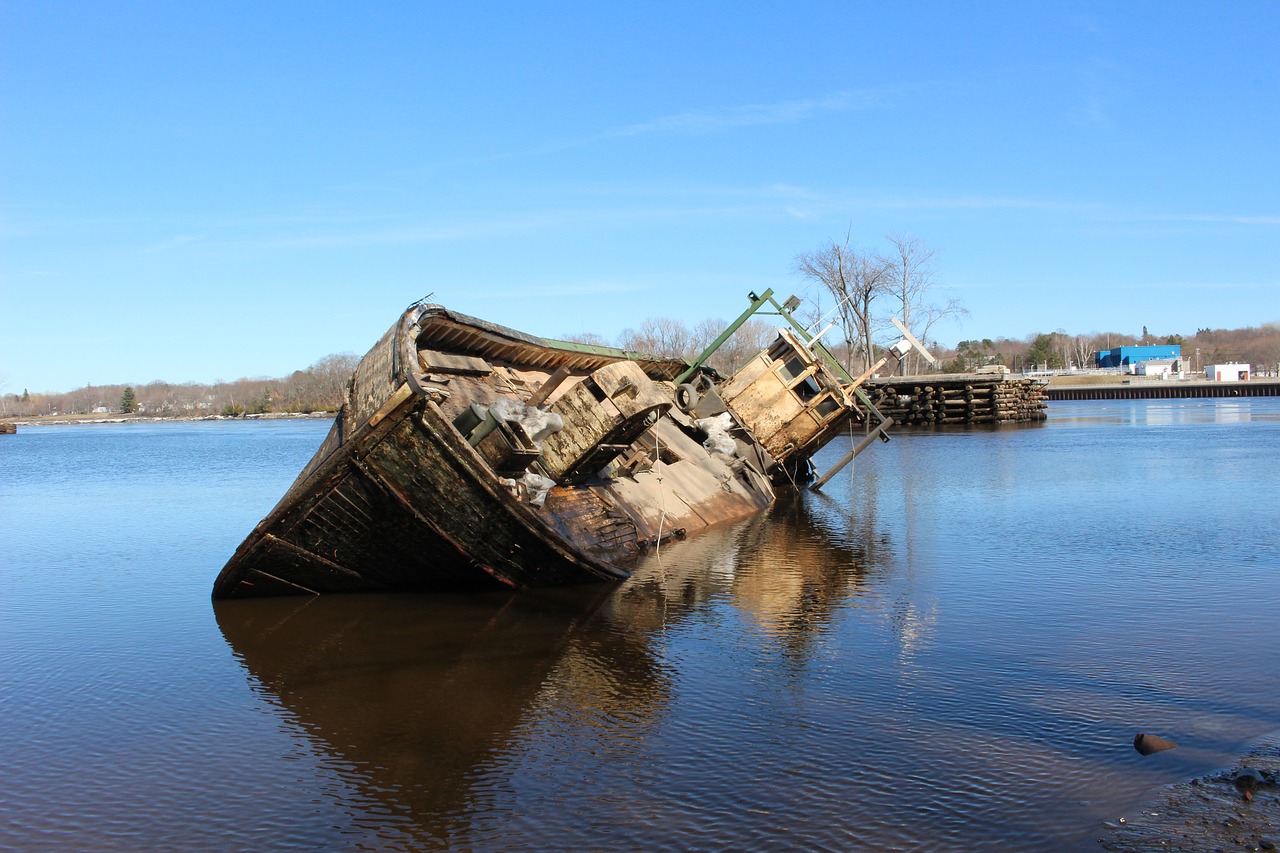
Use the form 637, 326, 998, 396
1205, 363, 1251, 382
1136, 358, 1177, 379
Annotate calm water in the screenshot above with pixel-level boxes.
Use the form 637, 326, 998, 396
2, 400, 1278, 851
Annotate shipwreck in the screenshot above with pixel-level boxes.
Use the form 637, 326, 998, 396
212, 290, 907, 599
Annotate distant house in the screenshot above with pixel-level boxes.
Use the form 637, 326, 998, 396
1136, 358, 1177, 379
1095, 345, 1181, 370
1205, 363, 1251, 382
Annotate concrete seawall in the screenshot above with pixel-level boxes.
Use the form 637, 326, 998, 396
1044, 380, 1280, 401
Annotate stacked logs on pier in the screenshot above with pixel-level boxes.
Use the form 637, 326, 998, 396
865, 377, 1048, 425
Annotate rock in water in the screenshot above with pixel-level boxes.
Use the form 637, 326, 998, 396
1134, 733, 1178, 755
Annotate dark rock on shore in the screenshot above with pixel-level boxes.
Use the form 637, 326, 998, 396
1102, 736, 1280, 852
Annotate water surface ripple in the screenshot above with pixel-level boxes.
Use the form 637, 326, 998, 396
2, 400, 1277, 850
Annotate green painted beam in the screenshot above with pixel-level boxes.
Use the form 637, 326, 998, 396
673, 288, 775, 385
757, 293, 856, 385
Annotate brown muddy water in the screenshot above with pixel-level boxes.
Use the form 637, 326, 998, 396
2, 399, 1278, 851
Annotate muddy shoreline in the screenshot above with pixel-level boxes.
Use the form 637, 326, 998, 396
1101, 736, 1280, 851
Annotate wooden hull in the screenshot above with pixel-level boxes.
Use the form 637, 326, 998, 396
214, 394, 634, 597
213, 300, 858, 599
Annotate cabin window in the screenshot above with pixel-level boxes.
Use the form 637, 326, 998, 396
792, 375, 822, 402
776, 356, 808, 385
813, 395, 841, 420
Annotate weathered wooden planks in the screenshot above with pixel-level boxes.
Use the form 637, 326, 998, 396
865, 377, 1048, 425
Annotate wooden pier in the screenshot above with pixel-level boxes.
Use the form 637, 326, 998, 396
865, 375, 1048, 425
1043, 380, 1280, 401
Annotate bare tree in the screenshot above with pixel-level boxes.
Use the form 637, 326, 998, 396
1067, 335, 1095, 370
689, 317, 776, 376
618, 317, 693, 359
689, 318, 724, 357
309, 353, 358, 408
885, 234, 965, 374
559, 331, 611, 347
794, 233, 891, 372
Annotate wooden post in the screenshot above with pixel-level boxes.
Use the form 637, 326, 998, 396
527, 366, 571, 408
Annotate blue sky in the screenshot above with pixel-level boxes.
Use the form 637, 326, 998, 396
2, 1, 1277, 392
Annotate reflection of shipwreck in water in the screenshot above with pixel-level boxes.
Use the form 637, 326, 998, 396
215, 589, 669, 832
610, 491, 892, 656
214, 290, 912, 599
215, 496, 883, 832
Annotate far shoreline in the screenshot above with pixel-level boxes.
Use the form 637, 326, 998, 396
5, 375, 1276, 429
2, 411, 336, 428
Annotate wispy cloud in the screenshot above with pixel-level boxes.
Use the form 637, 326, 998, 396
1142, 279, 1279, 291
145, 186, 1109, 253
777, 188, 1105, 219
268, 216, 558, 249
605, 91, 881, 137
777, 188, 1280, 225
260, 206, 768, 250
473, 280, 644, 300
106, 181, 1280, 260
391, 85, 936, 178
237, 207, 680, 250
1147, 213, 1280, 226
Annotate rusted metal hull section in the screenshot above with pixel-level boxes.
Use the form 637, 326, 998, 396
214, 299, 869, 599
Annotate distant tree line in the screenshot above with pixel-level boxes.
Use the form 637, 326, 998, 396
562, 316, 779, 378
0, 353, 360, 418
6, 288, 1276, 422
946, 324, 1280, 374
565, 314, 1279, 380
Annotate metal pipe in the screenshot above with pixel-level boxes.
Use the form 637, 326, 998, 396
810, 419, 893, 491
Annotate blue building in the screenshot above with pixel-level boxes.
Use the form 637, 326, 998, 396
1095, 345, 1181, 369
